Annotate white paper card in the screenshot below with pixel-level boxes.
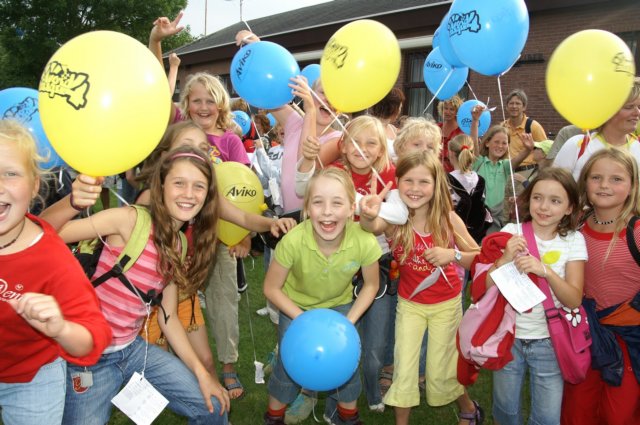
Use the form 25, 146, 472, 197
489, 261, 547, 313
111, 372, 169, 425
254, 360, 265, 384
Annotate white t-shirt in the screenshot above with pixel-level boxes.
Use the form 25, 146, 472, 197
502, 223, 588, 339
553, 133, 640, 181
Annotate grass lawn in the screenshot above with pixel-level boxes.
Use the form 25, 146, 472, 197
107, 252, 525, 425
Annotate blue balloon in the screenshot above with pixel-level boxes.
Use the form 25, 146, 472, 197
447, 0, 529, 76
0, 87, 64, 168
301, 64, 321, 88
266, 113, 276, 128
231, 41, 300, 110
432, 27, 441, 49
281, 309, 361, 391
232, 110, 251, 135
423, 47, 469, 101
457, 100, 491, 137
438, 14, 465, 69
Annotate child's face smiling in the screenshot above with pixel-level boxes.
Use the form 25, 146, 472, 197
529, 179, 572, 233
163, 160, 208, 228
397, 165, 434, 213
187, 82, 219, 133
586, 158, 632, 213
342, 127, 383, 174
0, 141, 38, 242
486, 132, 508, 160
306, 176, 354, 247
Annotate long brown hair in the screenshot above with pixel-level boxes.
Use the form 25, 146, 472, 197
148, 146, 219, 295
391, 151, 453, 263
518, 167, 580, 237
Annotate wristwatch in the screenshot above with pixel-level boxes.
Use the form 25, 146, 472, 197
453, 249, 462, 263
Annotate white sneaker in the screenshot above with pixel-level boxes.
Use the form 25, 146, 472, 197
256, 306, 269, 316
368, 402, 385, 413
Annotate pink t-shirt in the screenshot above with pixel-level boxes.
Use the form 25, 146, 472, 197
173, 108, 249, 166
281, 111, 341, 213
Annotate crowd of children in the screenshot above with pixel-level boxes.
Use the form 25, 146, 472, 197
1, 12, 639, 425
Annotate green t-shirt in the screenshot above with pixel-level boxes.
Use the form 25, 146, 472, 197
275, 220, 382, 310
473, 156, 512, 208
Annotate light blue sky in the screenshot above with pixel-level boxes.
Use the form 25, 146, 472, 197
182, 0, 333, 36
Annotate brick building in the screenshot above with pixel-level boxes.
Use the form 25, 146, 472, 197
171, 0, 640, 136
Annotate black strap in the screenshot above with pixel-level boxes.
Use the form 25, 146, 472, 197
91, 254, 169, 322
626, 216, 640, 267
524, 117, 533, 134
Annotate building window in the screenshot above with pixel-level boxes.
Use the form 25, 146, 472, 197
405, 51, 434, 119
219, 74, 234, 96
404, 50, 471, 121
619, 31, 640, 71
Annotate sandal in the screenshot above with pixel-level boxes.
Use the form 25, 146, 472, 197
458, 400, 484, 425
222, 371, 246, 400
378, 370, 393, 398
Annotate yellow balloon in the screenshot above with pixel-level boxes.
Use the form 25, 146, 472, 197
215, 161, 265, 246
321, 20, 400, 113
38, 31, 170, 176
546, 30, 635, 130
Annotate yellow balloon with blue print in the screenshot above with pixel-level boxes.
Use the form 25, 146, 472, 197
215, 161, 266, 246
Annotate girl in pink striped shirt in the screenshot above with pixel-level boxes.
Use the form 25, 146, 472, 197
58, 146, 231, 425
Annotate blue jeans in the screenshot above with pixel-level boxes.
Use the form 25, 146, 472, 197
0, 357, 66, 425
63, 337, 227, 425
268, 304, 361, 405
493, 338, 563, 425
358, 255, 398, 406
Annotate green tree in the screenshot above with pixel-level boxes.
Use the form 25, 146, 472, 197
0, 0, 193, 88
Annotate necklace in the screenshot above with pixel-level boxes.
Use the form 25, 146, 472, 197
592, 214, 618, 226
0, 218, 26, 250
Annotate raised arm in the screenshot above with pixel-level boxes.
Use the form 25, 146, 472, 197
510, 132, 534, 169
148, 12, 184, 65
168, 52, 181, 96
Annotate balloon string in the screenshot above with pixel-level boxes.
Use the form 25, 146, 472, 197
109, 187, 130, 208
239, 0, 252, 32
497, 76, 521, 234
466, 81, 479, 101
422, 68, 453, 116
57, 168, 65, 192
308, 88, 386, 188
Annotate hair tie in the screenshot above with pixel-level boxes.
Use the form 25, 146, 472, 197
460, 145, 470, 151
170, 152, 207, 163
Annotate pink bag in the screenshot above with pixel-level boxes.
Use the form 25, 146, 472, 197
522, 222, 592, 384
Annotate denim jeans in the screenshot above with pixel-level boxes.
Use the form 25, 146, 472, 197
493, 338, 563, 425
268, 304, 361, 405
0, 357, 66, 425
63, 337, 227, 425
359, 291, 395, 406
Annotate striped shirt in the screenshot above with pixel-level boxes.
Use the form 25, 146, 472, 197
581, 220, 640, 310
94, 235, 165, 347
